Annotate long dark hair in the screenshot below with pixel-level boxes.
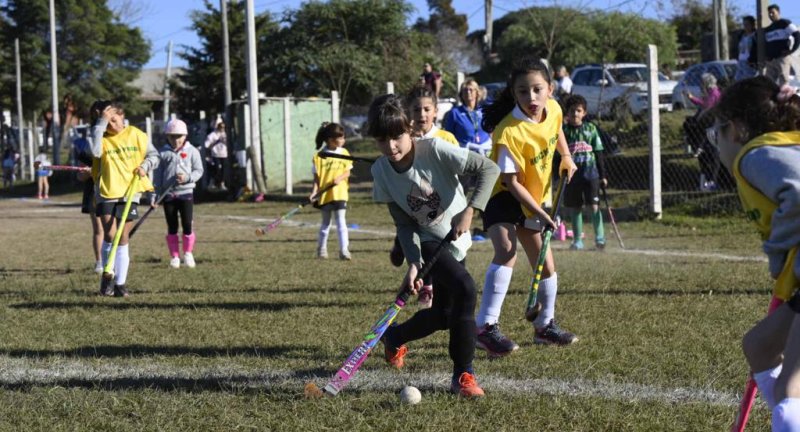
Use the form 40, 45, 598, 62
405, 84, 438, 106
712, 76, 800, 142
482, 56, 552, 133
315, 122, 345, 150
367, 94, 412, 139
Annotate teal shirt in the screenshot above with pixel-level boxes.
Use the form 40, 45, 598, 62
564, 122, 603, 180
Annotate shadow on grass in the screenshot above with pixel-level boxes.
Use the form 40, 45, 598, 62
0, 344, 318, 359
0, 268, 75, 276
10, 300, 369, 311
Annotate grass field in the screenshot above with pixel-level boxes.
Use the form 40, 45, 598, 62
0, 180, 777, 431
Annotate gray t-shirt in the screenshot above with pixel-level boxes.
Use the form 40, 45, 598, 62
372, 138, 473, 261
740, 145, 800, 280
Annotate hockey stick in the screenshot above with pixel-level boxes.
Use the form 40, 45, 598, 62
600, 184, 625, 249
307, 232, 455, 397
318, 152, 377, 164
731, 295, 783, 432
524, 174, 567, 322
129, 181, 177, 238
101, 175, 140, 282
254, 182, 337, 236
34, 164, 90, 173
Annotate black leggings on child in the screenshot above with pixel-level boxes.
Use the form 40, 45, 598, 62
163, 199, 193, 235
388, 240, 477, 372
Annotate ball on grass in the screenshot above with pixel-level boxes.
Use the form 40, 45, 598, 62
399, 385, 421, 405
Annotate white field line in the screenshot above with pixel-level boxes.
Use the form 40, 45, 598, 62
213, 214, 767, 262
0, 357, 740, 407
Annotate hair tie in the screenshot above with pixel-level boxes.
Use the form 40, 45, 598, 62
777, 85, 797, 102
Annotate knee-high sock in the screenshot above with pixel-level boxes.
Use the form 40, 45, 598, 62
772, 398, 800, 432
334, 209, 349, 253
101, 241, 112, 267
533, 273, 558, 329
571, 211, 583, 242
592, 209, 605, 243
114, 244, 130, 285
166, 234, 180, 258
476, 263, 513, 327
754, 364, 784, 410
318, 209, 332, 252
183, 232, 196, 254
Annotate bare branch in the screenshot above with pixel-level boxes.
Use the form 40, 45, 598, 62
108, 0, 154, 25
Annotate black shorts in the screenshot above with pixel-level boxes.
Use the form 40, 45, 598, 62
564, 177, 600, 208
81, 181, 95, 215
314, 200, 347, 211
482, 191, 526, 230
95, 201, 140, 221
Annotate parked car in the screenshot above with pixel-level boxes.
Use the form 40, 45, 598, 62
570, 63, 677, 117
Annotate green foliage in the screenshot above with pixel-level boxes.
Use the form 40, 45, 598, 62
415, 0, 468, 36
669, 0, 739, 51
0, 0, 150, 118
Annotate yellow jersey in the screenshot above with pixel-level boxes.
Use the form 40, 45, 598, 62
490, 99, 562, 216
425, 126, 459, 146
313, 148, 353, 205
732, 131, 800, 300
95, 126, 154, 199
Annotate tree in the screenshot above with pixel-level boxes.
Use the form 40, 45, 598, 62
1, 0, 150, 122
414, 0, 467, 35
173, 0, 276, 119
669, 0, 738, 51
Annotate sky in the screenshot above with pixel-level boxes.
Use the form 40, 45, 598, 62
138, 0, 800, 69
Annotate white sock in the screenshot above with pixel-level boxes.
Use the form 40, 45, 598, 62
101, 241, 112, 267
114, 244, 130, 285
476, 263, 513, 327
754, 364, 784, 410
772, 398, 800, 432
533, 273, 558, 329
334, 209, 349, 253
318, 209, 331, 252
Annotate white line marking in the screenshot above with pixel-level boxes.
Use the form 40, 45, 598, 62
0, 357, 741, 406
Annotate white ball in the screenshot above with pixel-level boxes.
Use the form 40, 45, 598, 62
399, 385, 422, 405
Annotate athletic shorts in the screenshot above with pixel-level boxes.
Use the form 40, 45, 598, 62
564, 177, 600, 208
314, 200, 346, 211
95, 201, 140, 221
81, 181, 95, 214
482, 190, 552, 232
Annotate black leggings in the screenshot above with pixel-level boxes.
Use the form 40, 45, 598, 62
389, 241, 477, 372
163, 199, 193, 235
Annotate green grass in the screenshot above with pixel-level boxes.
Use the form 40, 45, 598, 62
0, 185, 775, 431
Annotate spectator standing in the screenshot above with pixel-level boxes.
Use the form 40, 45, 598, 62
204, 119, 228, 191
764, 4, 800, 85
555, 66, 573, 101
2, 147, 18, 189
444, 79, 492, 156
735, 16, 759, 81
420, 63, 443, 99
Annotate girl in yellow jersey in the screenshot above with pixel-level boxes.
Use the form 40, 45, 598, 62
474, 56, 577, 357
90, 100, 159, 297
407, 85, 458, 145
311, 122, 353, 260
707, 76, 800, 431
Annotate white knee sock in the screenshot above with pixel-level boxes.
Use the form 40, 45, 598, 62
533, 273, 558, 329
334, 209, 349, 253
101, 241, 112, 267
318, 209, 332, 252
476, 263, 513, 327
754, 364, 783, 410
772, 398, 800, 432
114, 244, 130, 285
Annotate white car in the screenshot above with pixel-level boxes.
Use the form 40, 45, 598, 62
570, 63, 677, 117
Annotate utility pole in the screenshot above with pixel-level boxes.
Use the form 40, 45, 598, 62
713, 0, 720, 60
163, 41, 174, 123
15, 39, 25, 180
221, 0, 232, 110
484, 0, 493, 59
245, 0, 263, 191
756, 0, 768, 69
719, 0, 729, 59
49, 0, 61, 164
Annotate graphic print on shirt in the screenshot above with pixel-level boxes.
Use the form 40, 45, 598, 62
406, 178, 443, 226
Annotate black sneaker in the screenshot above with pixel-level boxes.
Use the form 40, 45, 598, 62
389, 237, 404, 267
534, 319, 578, 345
476, 323, 519, 357
113, 284, 129, 298
99, 278, 114, 296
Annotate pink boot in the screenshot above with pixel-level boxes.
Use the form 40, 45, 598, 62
166, 234, 181, 268
183, 233, 196, 268
556, 222, 567, 241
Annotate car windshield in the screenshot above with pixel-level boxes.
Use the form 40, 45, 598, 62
608, 67, 648, 83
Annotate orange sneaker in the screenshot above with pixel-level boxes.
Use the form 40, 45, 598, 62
450, 372, 485, 398
383, 343, 408, 369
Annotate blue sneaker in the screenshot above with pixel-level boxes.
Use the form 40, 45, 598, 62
570, 240, 584, 250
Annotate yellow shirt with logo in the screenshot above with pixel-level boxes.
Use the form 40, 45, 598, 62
732, 131, 800, 300
313, 148, 353, 205
428, 127, 459, 146
490, 99, 562, 216
95, 126, 154, 199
